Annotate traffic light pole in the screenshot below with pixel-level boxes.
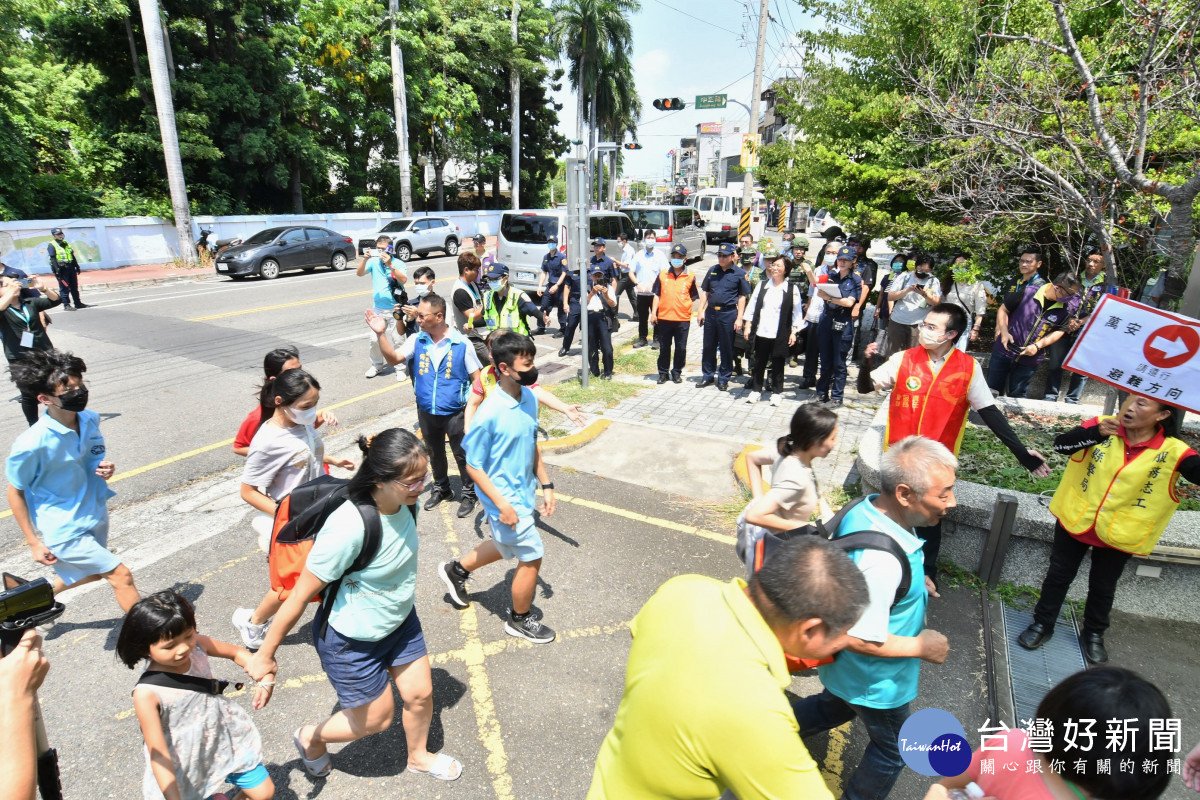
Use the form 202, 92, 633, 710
566, 157, 590, 389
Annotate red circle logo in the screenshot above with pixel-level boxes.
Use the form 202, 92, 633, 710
1142, 324, 1200, 369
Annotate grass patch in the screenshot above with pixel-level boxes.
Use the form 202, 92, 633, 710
936, 559, 1082, 614
545, 378, 642, 409
826, 481, 862, 510
959, 411, 1200, 510
612, 345, 659, 376
705, 484, 753, 529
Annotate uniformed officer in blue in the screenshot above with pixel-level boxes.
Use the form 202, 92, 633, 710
697, 242, 751, 391
814, 246, 864, 406
537, 235, 567, 335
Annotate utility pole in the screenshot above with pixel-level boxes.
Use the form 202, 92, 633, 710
741, 0, 770, 216
137, 0, 192, 265
566, 158, 591, 387
390, 0, 413, 215
509, 0, 521, 209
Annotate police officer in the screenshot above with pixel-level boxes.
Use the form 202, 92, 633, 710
697, 242, 750, 391
650, 244, 698, 384
590, 237, 619, 330
813, 246, 863, 406
481, 263, 544, 336
559, 264, 584, 357
537, 235, 567, 335
46, 228, 88, 310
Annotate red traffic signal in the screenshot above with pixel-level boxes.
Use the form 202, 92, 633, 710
623, 142, 643, 150
653, 98, 686, 111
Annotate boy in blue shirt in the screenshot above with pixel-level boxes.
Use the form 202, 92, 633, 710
438, 331, 558, 643
357, 235, 408, 380
5, 349, 139, 610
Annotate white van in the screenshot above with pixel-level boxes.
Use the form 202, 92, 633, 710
496, 210, 637, 294
688, 186, 767, 243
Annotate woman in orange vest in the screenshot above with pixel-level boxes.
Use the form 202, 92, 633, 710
1018, 395, 1200, 664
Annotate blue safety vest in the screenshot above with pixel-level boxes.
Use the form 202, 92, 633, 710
412, 331, 472, 415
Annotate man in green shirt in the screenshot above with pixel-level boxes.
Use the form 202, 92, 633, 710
587, 537, 869, 800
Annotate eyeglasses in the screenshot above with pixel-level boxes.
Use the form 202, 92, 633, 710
1053, 284, 1079, 299
393, 474, 429, 492
917, 322, 945, 333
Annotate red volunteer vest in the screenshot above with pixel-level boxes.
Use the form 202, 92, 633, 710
885, 347, 974, 455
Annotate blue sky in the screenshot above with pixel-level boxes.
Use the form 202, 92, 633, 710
548, 0, 817, 182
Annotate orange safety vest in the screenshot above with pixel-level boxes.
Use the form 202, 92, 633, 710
885, 347, 974, 455
1048, 420, 1190, 554
656, 268, 696, 322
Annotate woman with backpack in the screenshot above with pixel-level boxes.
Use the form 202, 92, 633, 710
735, 403, 839, 571
231, 369, 354, 649
246, 429, 462, 782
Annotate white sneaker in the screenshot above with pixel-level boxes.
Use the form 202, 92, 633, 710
232, 608, 270, 649
395, 369, 409, 382
769, 393, 782, 406
365, 365, 380, 378
745, 391, 759, 404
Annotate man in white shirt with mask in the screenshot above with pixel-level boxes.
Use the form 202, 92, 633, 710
629, 232, 669, 349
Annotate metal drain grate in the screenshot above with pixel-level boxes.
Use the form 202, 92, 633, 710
1001, 604, 1086, 724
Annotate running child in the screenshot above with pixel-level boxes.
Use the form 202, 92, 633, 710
232, 369, 354, 648
6, 349, 139, 610
119, 591, 275, 800
438, 331, 558, 643
232, 347, 338, 457
463, 327, 587, 431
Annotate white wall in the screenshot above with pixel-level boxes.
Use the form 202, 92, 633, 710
0, 210, 504, 274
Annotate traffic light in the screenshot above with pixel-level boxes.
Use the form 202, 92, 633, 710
653, 98, 686, 111
623, 142, 643, 150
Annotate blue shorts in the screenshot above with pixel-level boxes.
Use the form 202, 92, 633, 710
489, 514, 544, 562
313, 608, 427, 709
223, 762, 270, 792
47, 521, 121, 586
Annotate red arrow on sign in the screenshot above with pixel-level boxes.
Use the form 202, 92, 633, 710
1143, 324, 1200, 369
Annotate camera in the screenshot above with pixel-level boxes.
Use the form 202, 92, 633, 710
18, 277, 36, 289
0, 575, 62, 654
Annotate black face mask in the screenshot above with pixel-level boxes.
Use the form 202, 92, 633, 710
511, 366, 538, 386
56, 386, 89, 412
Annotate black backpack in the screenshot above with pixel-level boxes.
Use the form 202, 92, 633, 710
751, 496, 913, 610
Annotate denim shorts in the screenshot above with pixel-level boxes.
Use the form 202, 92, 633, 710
490, 514, 544, 562
48, 521, 121, 586
313, 608, 427, 709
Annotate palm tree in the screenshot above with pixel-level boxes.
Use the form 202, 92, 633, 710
550, 0, 639, 164
593, 48, 640, 208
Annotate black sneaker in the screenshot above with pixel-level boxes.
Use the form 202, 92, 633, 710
438, 561, 470, 609
601, 373, 613, 381
505, 610, 555, 643
423, 486, 451, 511
717, 382, 728, 392
650, 340, 660, 350
633, 338, 648, 349
657, 375, 668, 385
671, 374, 682, 384
456, 494, 477, 519
75, 303, 91, 309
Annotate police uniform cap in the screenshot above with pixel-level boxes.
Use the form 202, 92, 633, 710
836, 246, 857, 261
51, 228, 64, 236
485, 263, 509, 279
670, 244, 687, 256
716, 243, 738, 256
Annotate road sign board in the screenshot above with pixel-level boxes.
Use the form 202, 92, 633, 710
696, 94, 727, 109
1064, 294, 1200, 413
740, 133, 761, 168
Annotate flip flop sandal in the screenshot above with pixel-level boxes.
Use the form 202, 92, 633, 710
409, 752, 462, 781
293, 727, 332, 778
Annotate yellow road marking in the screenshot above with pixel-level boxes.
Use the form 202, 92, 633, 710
186, 290, 370, 321
820, 723, 852, 793
1, 384, 407, 520
554, 491, 736, 545
438, 505, 513, 800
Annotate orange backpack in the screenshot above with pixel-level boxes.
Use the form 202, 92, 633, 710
268, 475, 412, 637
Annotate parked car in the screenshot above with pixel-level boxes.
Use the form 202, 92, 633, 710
214, 226, 355, 280
495, 210, 637, 294
806, 208, 842, 237
356, 216, 461, 261
617, 204, 706, 260
687, 187, 767, 243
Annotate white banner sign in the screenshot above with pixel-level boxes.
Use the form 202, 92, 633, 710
1065, 294, 1200, 414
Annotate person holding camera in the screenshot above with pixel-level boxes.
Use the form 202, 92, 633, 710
587, 267, 617, 380
357, 235, 407, 380
0, 274, 61, 425
0, 628, 50, 800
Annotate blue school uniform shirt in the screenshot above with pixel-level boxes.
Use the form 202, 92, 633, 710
6, 410, 115, 546
463, 385, 539, 517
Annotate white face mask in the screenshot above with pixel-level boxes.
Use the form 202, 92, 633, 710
823, 253, 836, 266
287, 405, 319, 426
643, 240, 655, 250
414, 282, 431, 298
918, 328, 947, 349
670, 258, 684, 268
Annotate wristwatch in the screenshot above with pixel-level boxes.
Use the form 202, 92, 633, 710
541, 482, 555, 490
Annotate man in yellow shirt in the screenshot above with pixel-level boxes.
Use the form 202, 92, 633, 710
587, 537, 870, 800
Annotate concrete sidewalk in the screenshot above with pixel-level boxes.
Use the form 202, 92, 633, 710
77, 261, 217, 289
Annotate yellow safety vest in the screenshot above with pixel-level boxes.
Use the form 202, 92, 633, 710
50, 241, 76, 266
1048, 417, 1191, 554
482, 288, 529, 335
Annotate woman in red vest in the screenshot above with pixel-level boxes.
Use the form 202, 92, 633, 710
1018, 395, 1199, 664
